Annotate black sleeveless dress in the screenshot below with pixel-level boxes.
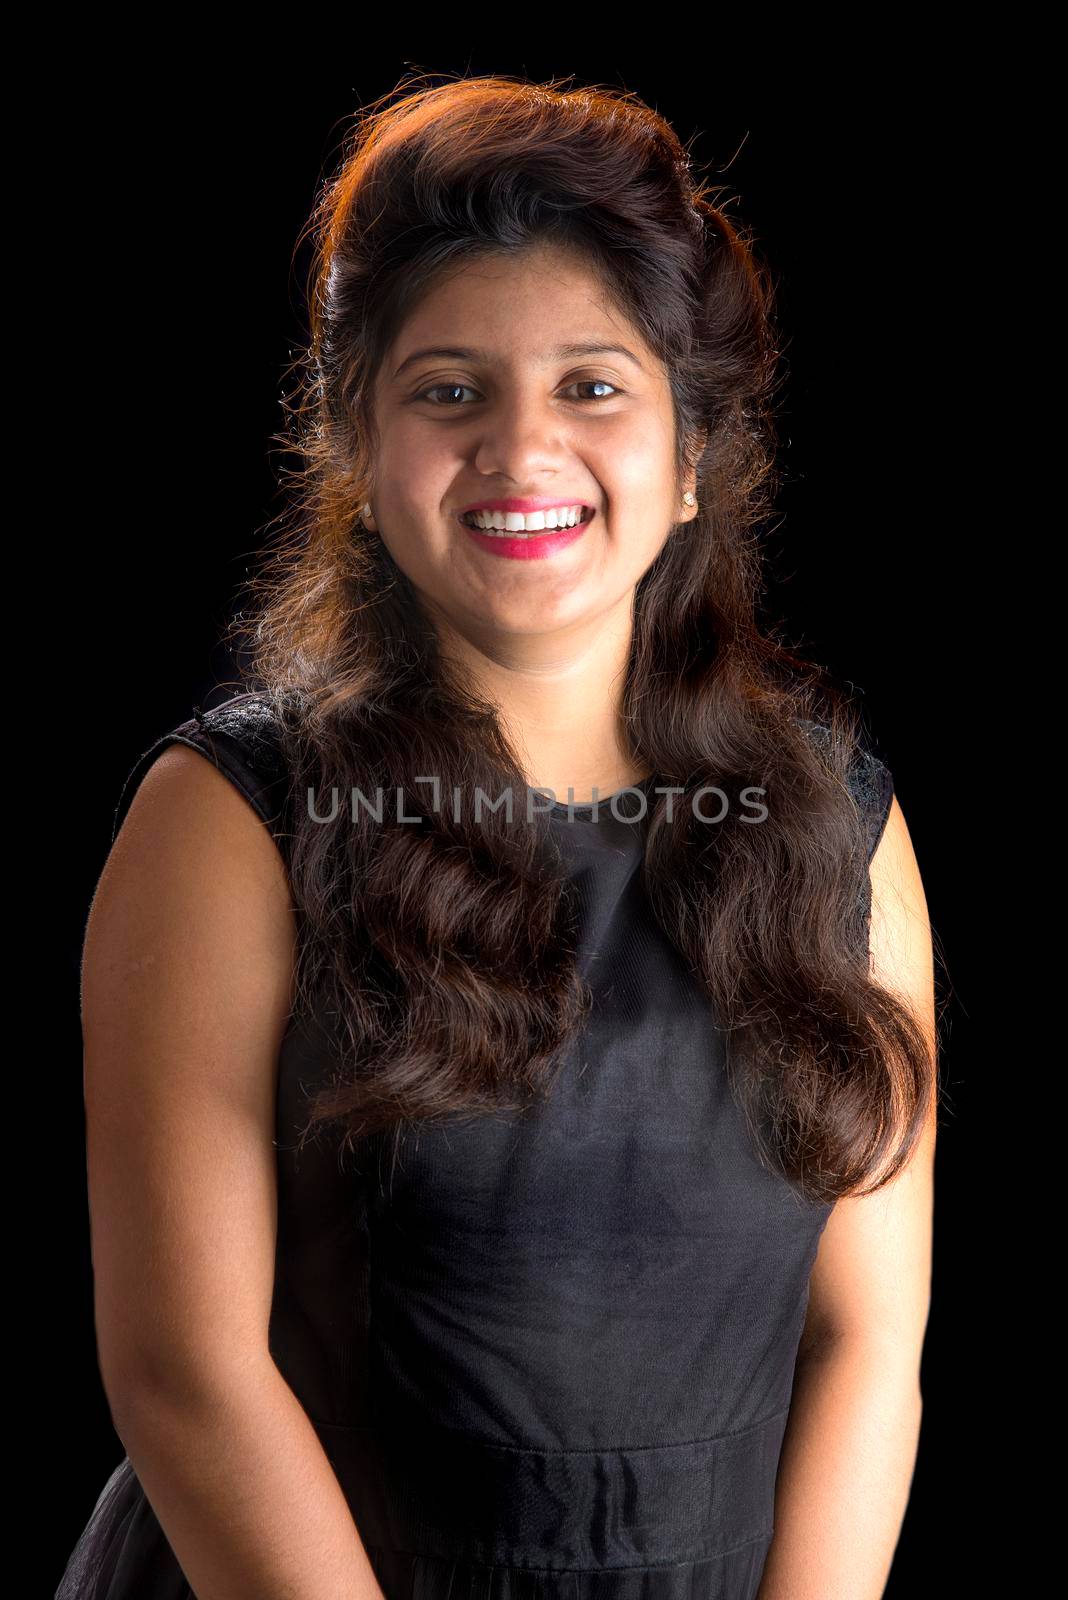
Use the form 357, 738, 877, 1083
58, 693, 894, 1600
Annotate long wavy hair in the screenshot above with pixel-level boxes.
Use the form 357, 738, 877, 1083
229, 71, 934, 1203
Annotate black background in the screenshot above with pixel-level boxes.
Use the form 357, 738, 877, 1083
52, 57, 978, 1597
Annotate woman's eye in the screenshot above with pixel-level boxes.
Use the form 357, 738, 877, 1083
414, 378, 620, 406
417, 382, 480, 406
567, 379, 619, 401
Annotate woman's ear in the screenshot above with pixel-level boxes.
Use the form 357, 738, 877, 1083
685, 425, 709, 477
679, 428, 708, 517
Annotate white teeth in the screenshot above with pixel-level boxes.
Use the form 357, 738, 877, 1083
461, 504, 592, 534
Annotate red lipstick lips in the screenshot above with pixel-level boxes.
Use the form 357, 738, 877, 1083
457, 504, 595, 561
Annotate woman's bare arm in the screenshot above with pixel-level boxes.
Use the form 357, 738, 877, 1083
84, 744, 384, 1600
756, 796, 937, 1599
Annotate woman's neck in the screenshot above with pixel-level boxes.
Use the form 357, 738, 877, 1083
434, 599, 645, 802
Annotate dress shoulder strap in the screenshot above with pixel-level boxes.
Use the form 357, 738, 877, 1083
111, 691, 291, 852
847, 743, 894, 863
795, 716, 895, 861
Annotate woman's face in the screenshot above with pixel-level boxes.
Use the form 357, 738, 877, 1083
368, 246, 697, 645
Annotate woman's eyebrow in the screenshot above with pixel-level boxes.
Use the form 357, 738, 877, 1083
391, 341, 645, 381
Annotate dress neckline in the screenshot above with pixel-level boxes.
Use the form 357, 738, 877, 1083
539, 772, 658, 820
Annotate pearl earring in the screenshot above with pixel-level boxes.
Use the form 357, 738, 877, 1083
683, 492, 696, 507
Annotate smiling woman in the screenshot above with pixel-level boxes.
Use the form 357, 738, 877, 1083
363, 246, 697, 606
60, 71, 936, 1600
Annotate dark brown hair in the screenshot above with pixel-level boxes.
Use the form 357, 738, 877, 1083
232, 71, 934, 1203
